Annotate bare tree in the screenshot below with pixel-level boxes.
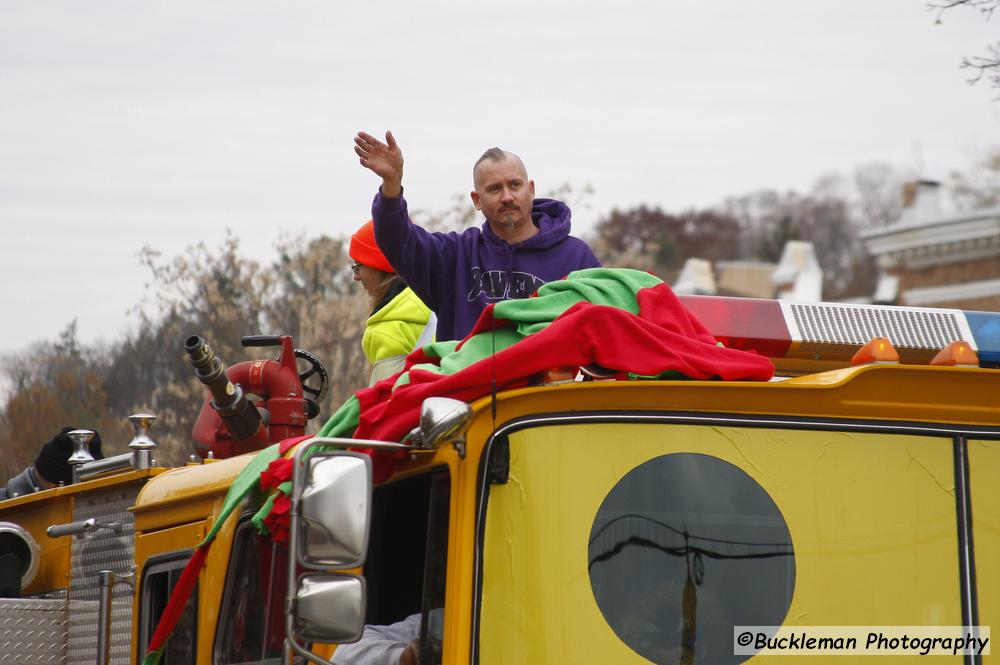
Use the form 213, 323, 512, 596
125, 232, 369, 465
412, 192, 480, 233
413, 181, 594, 233
930, 0, 1000, 88
592, 205, 742, 281
723, 183, 878, 300
0, 231, 372, 477
949, 146, 1000, 210
0, 324, 131, 482
853, 163, 907, 228
264, 233, 368, 415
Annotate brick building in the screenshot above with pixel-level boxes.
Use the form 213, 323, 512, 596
862, 181, 1000, 312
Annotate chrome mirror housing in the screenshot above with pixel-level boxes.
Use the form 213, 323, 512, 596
412, 397, 473, 455
297, 451, 372, 569
292, 574, 366, 644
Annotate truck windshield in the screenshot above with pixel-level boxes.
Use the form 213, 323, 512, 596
478, 421, 962, 664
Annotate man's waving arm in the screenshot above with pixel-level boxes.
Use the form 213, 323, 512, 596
353, 131, 458, 316
355, 130, 403, 198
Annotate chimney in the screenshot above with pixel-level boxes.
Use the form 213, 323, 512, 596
772, 240, 823, 301
899, 180, 942, 226
673, 258, 716, 295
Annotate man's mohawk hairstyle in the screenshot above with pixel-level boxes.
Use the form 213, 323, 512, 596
474, 147, 508, 170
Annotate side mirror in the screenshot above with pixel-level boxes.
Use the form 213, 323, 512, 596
287, 446, 373, 664
293, 574, 366, 643
411, 397, 473, 456
298, 452, 372, 568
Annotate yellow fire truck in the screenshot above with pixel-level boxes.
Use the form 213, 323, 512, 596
1, 295, 998, 664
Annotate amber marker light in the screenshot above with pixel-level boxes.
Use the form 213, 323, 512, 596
929, 340, 980, 367
531, 366, 579, 385
850, 337, 900, 365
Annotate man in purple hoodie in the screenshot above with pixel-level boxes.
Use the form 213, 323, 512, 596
354, 131, 601, 342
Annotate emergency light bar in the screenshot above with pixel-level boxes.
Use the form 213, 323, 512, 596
679, 295, 1000, 375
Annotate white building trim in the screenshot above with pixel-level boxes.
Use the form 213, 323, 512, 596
862, 213, 1000, 269
903, 278, 1000, 306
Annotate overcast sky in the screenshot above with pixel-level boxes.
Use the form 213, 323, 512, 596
1, 1, 998, 355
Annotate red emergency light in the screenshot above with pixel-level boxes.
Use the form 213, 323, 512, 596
679, 295, 995, 375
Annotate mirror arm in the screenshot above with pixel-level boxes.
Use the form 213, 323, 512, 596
285, 494, 336, 665
306, 436, 413, 451
452, 435, 466, 459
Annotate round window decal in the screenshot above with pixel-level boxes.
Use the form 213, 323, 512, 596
588, 453, 794, 664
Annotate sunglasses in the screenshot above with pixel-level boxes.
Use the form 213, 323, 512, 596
351, 262, 361, 275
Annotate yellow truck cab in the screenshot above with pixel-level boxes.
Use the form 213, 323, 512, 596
1, 295, 998, 664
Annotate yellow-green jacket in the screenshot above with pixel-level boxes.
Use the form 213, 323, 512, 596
363, 287, 434, 386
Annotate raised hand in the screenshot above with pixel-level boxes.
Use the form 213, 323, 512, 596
355, 130, 403, 197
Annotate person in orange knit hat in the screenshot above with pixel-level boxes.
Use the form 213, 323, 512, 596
350, 220, 435, 386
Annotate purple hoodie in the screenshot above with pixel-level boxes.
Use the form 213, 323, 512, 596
372, 191, 601, 341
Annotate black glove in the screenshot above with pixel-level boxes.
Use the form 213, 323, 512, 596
34, 427, 104, 485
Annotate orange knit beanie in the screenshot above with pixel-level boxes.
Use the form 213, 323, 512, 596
349, 220, 394, 273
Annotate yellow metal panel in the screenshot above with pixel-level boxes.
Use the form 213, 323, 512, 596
0, 468, 162, 594
970, 439, 1000, 665
197, 508, 240, 665
134, 455, 254, 511
0, 493, 73, 593
468, 363, 1000, 429
133, 455, 254, 532
479, 423, 961, 664
132, 520, 207, 663
131, 497, 242, 664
